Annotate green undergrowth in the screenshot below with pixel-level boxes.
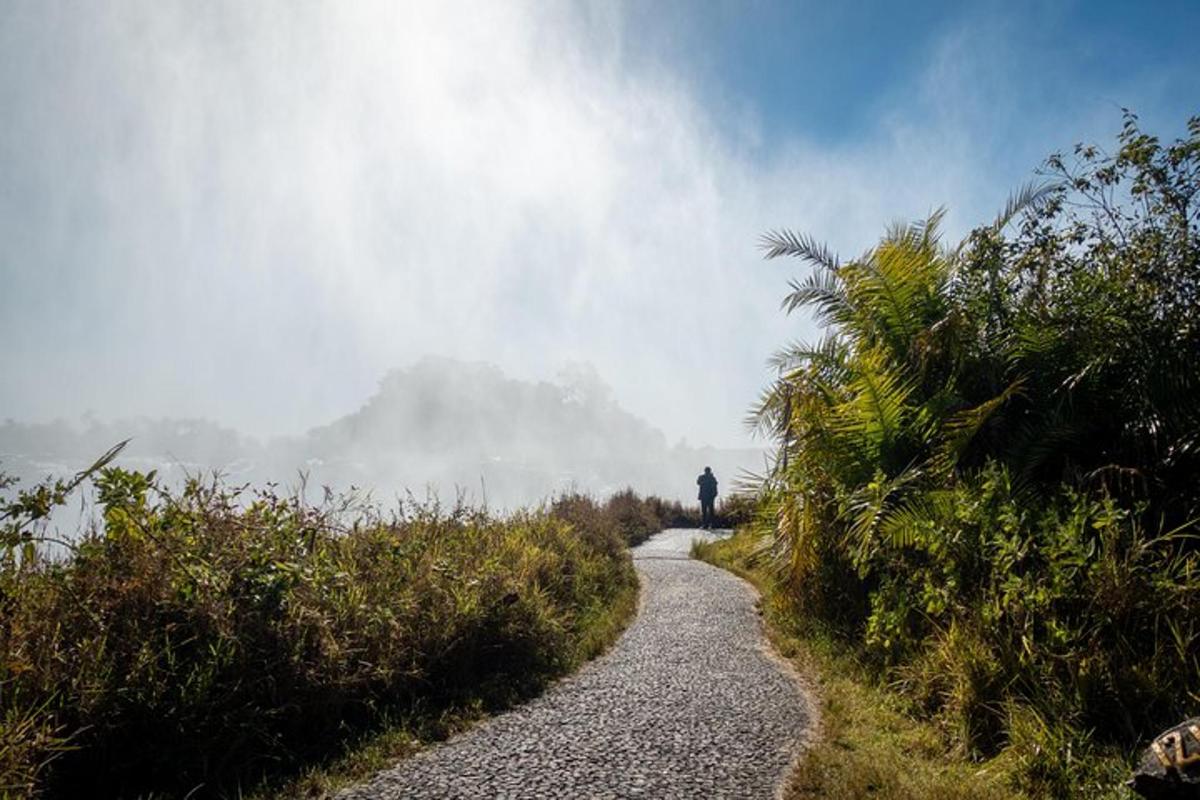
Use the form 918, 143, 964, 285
695, 529, 1135, 800
553, 489, 755, 545
251, 573, 639, 800
0, 460, 643, 799
737, 114, 1199, 799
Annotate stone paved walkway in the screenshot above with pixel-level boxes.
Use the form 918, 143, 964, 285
338, 529, 813, 799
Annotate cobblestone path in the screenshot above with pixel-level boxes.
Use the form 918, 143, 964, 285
338, 529, 814, 799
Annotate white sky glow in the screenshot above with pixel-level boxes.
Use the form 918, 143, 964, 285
1, 1, 1191, 448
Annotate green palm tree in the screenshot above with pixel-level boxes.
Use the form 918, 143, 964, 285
752, 205, 1037, 582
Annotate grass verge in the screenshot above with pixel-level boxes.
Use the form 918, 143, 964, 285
251, 577, 639, 799
694, 528, 1133, 800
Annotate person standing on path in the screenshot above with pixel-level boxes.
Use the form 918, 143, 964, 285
697, 466, 718, 529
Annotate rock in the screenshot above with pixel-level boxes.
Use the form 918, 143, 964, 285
1129, 718, 1200, 799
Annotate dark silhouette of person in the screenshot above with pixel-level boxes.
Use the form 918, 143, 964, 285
697, 467, 718, 529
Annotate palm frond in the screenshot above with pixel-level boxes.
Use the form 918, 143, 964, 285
915, 207, 948, 249
766, 334, 849, 375
760, 229, 841, 270
878, 489, 956, 548
991, 181, 1060, 232
1004, 414, 1078, 486
781, 267, 856, 327
933, 378, 1027, 474
843, 463, 924, 568
830, 347, 914, 455
839, 214, 950, 361
745, 380, 791, 439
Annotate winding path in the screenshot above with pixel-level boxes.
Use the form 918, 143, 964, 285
339, 529, 814, 799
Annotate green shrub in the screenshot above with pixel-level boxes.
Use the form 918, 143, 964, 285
550, 489, 740, 548
751, 112, 1200, 795
0, 464, 635, 798
601, 489, 663, 546
643, 494, 700, 530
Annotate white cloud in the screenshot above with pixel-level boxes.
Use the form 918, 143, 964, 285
0, 1, 1165, 449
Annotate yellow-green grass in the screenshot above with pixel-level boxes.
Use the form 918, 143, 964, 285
0, 467, 642, 800
251, 577, 639, 799
691, 528, 1139, 800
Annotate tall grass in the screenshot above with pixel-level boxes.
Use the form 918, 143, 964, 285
551, 489, 754, 547
0, 463, 637, 798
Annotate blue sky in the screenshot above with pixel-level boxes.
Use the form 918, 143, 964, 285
625, 1, 1200, 146
1, 1, 1198, 450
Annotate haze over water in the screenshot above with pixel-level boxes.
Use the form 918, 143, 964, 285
3, 1, 1198, 503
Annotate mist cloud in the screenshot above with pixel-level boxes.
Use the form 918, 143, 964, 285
0, 1, 1168, 449
0, 357, 764, 512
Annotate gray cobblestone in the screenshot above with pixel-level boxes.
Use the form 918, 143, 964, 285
338, 529, 814, 799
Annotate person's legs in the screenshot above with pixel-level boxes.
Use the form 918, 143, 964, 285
701, 498, 714, 528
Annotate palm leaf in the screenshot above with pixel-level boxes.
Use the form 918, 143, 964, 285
766, 334, 849, 376
843, 463, 924, 568
991, 180, 1059, 231
878, 489, 957, 548
760, 229, 841, 270
781, 268, 852, 322
933, 378, 1027, 474
830, 348, 914, 457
